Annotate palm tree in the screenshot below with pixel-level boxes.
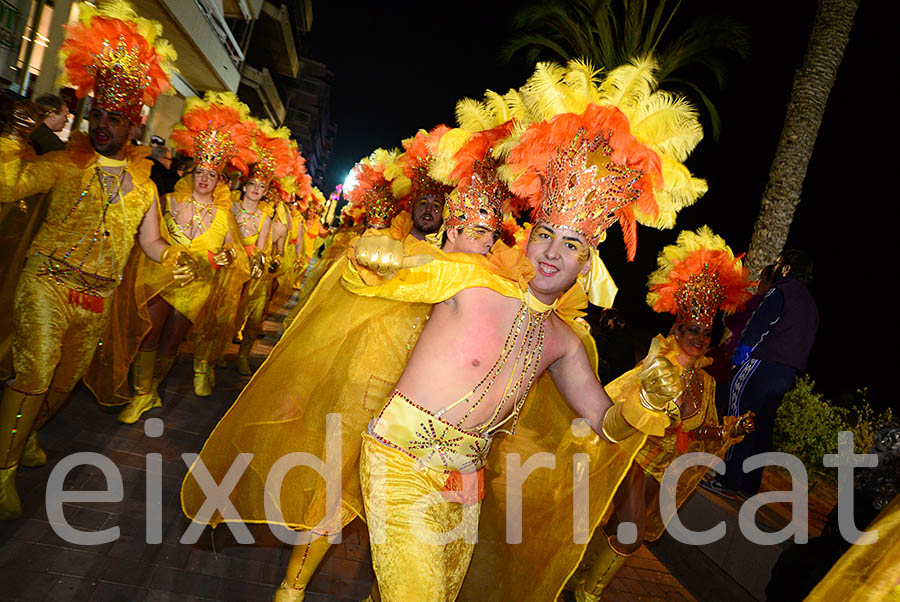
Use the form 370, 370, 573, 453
744, 0, 859, 277
502, 0, 750, 138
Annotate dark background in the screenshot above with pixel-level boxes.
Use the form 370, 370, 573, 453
302, 0, 887, 411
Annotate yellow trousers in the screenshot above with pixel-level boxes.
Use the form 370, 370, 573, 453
359, 434, 481, 602
1, 272, 111, 467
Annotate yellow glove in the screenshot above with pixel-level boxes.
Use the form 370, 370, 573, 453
354, 234, 432, 279
161, 244, 198, 287
268, 255, 282, 274
249, 250, 268, 279
211, 247, 236, 268
637, 339, 683, 412
2, 100, 50, 142
729, 411, 756, 439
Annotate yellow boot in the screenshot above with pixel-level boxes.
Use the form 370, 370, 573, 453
152, 354, 176, 399
235, 331, 255, 376
0, 387, 44, 519
20, 432, 46, 468
273, 536, 332, 602
193, 356, 213, 397
573, 531, 631, 602
0, 466, 21, 520
118, 349, 162, 424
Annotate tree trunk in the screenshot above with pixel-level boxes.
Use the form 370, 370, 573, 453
745, 0, 859, 277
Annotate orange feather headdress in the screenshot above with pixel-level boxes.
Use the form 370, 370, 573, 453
399, 125, 455, 205
647, 226, 752, 328
343, 149, 409, 229
248, 119, 294, 184
58, 0, 176, 123
505, 59, 706, 260
169, 92, 256, 174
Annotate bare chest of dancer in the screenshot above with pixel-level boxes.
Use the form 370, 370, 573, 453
393, 287, 568, 435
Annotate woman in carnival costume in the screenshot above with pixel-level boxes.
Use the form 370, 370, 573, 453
565, 227, 756, 601
230, 120, 292, 374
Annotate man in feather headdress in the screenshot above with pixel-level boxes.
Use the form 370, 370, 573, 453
0, 1, 196, 520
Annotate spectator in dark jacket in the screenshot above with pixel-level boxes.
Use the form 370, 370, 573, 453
707, 250, 818, 498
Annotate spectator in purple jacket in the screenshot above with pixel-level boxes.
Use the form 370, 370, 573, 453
704, 250, 818, 498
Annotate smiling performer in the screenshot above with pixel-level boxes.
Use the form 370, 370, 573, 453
565, 227, 756, 601
0, 0, 193, 519
108, 92, 255, 420
347, 59, 710, 601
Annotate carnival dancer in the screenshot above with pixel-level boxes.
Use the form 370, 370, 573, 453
347, 59, 710, 602
232, 121, 294, 375
0, 0, 194, 519
266, 142, 314, 316
399, 126, 454, 241
182, 144, 510, 602
564, 227, 756, 601
113, 92, 255, 421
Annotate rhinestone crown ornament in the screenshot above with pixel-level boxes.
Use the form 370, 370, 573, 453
87, 35, 150, 123
538, 128, 645, 247
445, 160, 507, 231
193, 126, 237, 173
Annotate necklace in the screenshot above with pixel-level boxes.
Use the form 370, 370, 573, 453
453, 301, 549, 435
234, 201, 261, 237
40, 162, 128, 293
170, 194, 213, 239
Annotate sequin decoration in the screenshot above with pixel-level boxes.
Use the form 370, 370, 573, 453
538, 127, 646, 247
87, 34, 151, 124
444, 159, 507, 232
674, 263, 725, 329
361, 181, 403, 229
193, 125, 237, 173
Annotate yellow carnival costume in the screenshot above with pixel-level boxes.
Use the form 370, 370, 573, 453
232, 118, 301, 374
805, 493, 900, 602
568, 227, 754, 601
0, 0, 177, 519
90, 92, 255, 418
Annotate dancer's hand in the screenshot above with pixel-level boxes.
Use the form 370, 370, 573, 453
637, 339, 683, 413
354, 235, 431, 279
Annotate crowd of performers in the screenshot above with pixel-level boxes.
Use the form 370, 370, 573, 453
0, 2, 896, 601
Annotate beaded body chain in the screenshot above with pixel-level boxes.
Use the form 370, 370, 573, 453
38, 164, 128, 294
234, 201, 262, 238
436, 300, 549, 436
169, 195, 214, 239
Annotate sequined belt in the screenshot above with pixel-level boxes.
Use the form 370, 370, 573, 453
370, 390, 492, 474
24, 253, 117, 313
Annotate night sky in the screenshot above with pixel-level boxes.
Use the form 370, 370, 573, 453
302, 1, 886, 410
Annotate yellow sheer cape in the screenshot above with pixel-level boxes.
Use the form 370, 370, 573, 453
806, 493, 900, 601
181, 253, 430, 532
182, 237, 643, 600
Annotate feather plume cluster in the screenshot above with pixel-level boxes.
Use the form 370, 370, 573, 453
58, 0, 176, 107
169, 91, 256, 175
647, 226, 752, 323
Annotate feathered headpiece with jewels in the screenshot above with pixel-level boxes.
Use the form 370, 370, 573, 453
58, 0, 176, 124
399, 125, 456, 205
248, 119, 294, 184
506, 58, 707, 260
647, 226, 752, 329
169, 91, 256, 174
343, 149, 411, 229
428, 125, 519, 234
